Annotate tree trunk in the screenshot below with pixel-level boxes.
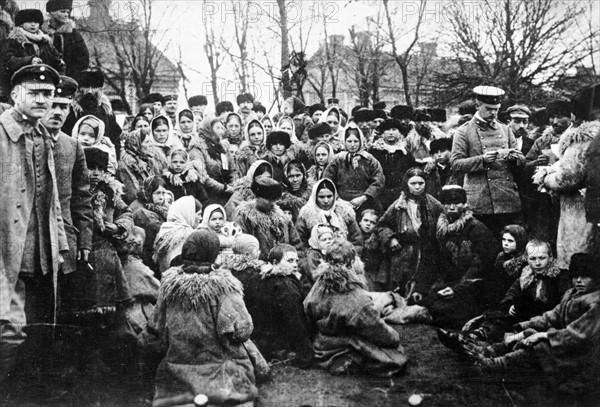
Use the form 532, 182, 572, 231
278, 0, 292, 99
399, 61, 412, 106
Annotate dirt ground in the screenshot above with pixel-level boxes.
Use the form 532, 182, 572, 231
1, 324, 599, 407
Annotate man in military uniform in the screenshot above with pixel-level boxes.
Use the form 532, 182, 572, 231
41, 75, 93, 315
0, 65, 69, 380
451, 86, 526, 236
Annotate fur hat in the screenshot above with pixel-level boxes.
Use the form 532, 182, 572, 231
266, 130, 291, 149
182, 229, 221, 264
15, 9, 44, 26
439, 185, 467, 205
571, 84, 600, 121
236, 93, 254, 105
187, 95, 207, 107
569, 253, 599, 280
84, 147, 109, 171
374, 109, 387, 121
216, 101, 234, 116
353, 108, 376, 123
232, 234, 260, 256
252, 102, 266, 114
46, 0, 73, 12
308, 122, 332, 140
531, 108, 547, 127
142, 93, 163, 104
430, 138, 453, 154
458, 100, 477, 115
373, 101, 386, 110
251, 177, 282, 201
430, 108, 447, 123
412, 108, 431, 122
351, 105, 364, 117
79, 69, 104, 88
377, 119, 402, 133
390, 105, 413, 121
546, 99, 571, 118
309, 103, 326, 116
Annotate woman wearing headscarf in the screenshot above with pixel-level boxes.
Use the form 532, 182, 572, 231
162, 149, 209, 206
369, 119, 417, 211
378, 167, 444, 300
72, 114, 117, 174
306, 141, 334, 183
323, 123, 385, 215
295, 178, 362, 251
132, 176, 170, 276
118, 128, 152, 205
261, 114, 274, 138
143, 229, 268, 407
153, 195, 203, 274
143, 114, 184, 176
236, 118, 267, 178
278, 159, 312, 222
176, 108, 199, 148
319, 106, 344, 152
224, 112, 244, 156
225, 160, 273, 219
197, 116, 237, 206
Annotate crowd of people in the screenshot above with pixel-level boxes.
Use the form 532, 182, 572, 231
1, 1, 600, 406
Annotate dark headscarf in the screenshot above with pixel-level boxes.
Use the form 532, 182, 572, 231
180, 229, 221, 273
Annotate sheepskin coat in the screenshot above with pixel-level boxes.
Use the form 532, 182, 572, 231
303, 262, 407, 376
145, 266, 259, 407
233, 200, 302, 261
542, 121, 599, 269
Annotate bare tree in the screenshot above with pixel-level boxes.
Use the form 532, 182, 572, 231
441, 0, 600, 103
380, 0, 427, 106
201, 2, 226, 106
218, 0, 251, 92
81, 0, 173, 114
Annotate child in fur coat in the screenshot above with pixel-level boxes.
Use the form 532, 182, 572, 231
143, 229, 269, 407
1, 9, 65, 93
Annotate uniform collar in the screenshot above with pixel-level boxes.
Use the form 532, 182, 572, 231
473, 113, 497, 130
1, 108, 48, 143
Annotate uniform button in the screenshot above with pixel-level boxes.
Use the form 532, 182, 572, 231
16, 203, 21, 208
14, 219, 18, 223
21, 188, 26, 192
483, 146, 486, 149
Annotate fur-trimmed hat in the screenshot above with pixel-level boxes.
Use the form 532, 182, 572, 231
568, 253, 599, 280
216, 101, 234, 116
373, 101, 386, 110
439, 185, 467, 205
236, 93, 254, 105
251, 177, 282, 201
309, 103, 326, 117
430, 137, 453, 154
187, 95, 207, 107
308, 122, 332, 140
353, 108, 376, 123
430, 108, 447, 123
84, 147, 109, 171
15, 9, 44, 26
546, 99, 571, 118
266, 130, 291, 149
390, 105, 413, 121
79, 69, 104, 88
46, 0, 73, 12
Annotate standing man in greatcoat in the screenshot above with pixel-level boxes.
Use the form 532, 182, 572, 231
41, 74, 93, 315
451, 86, 526, 236
0, 64, 69, 380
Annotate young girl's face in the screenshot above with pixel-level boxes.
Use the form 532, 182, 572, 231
153, 124, 169, 143
315, 146, 329, 167
208, 210, 224, 233
248, 125, 264, 146
502, 233, 517, 255
179, 116, 194, 134
286, 168, 303, 191
383, 128, 401, 144
212, 121, 225, 138
327, 114, 339, 133
262, 119, 273, 135
152, 185, 167, 205
317, 187, 334, 211
359, 213, 378, 234
345, 133, 361, 153
407, 176, 426, 196
135, 119, 150, 134
142, 108, 153, 122
78, 124, 97, 146
270, 142, 286, 157
170, 156, 187, 174
21, 22, 40, 34
318, 232, 334, 250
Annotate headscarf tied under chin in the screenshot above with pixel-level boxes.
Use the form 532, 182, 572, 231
180, 229, 221, 273
153, 196, 199, 266
308, 223, 336, 252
